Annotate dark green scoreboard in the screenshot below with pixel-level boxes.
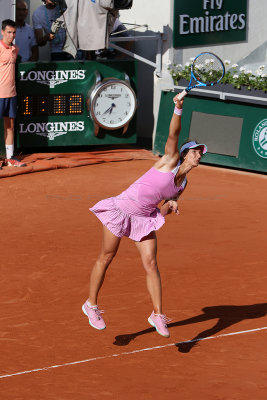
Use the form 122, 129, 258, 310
16, 60, 137, 149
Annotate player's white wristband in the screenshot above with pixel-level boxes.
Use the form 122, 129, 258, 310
174, 106, 183, 116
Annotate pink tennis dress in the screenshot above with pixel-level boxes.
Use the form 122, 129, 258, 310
90, 165, 187, 241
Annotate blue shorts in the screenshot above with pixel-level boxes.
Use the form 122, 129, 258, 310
0, 96, 17, 118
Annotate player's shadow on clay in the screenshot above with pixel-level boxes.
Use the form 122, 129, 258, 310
113, 303, 267, 352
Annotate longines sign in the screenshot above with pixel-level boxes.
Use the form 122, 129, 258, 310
173, 0, 248, 47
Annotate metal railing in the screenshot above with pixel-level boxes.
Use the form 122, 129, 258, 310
109, 33, 163, 76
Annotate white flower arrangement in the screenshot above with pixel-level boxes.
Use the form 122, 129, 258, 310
168, 60, 267, 92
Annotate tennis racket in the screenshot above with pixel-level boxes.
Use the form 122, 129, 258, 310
177, 52, 225, 101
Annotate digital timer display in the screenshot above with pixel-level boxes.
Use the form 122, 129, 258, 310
20, 94, 83, 116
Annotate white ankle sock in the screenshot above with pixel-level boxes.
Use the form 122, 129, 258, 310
5, 144, 14, 160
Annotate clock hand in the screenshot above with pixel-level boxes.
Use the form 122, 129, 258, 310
101, 103, 116, 116
109, 103, 116, 114
102, 105, 113, 115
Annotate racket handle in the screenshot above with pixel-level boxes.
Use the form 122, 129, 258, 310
177, 90, 188, 101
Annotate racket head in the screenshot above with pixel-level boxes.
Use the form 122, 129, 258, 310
191, 52, 225, 86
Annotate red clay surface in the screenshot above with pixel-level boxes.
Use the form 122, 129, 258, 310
1, 153, 267, 399
0, 148, 158, 178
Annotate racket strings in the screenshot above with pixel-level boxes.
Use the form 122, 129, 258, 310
192, 54, 224, 84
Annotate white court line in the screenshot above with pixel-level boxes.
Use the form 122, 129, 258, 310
1, 326, 267, 380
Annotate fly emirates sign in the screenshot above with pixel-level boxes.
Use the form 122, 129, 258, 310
173, 0, 247, 47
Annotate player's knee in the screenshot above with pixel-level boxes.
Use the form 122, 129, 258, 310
99, 251, 116, 267
143, 257, 158, 274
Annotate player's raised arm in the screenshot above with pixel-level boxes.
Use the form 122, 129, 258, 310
164, 95, 183, 160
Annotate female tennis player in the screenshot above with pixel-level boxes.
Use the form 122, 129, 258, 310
82, 94, 207, 337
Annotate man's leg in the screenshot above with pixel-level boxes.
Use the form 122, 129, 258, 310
4, 116, 14, 159
4, 116, 26, 167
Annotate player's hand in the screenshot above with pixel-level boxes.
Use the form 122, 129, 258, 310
168, 200, 179, 215
173, 94, 184, 109
160, 200, 179, 216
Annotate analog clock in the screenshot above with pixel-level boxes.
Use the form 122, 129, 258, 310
87, 72, 137, 136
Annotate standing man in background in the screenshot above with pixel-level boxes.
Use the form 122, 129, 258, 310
0, 19, 26, 168
32, 0, 72, 61
16, 0, 39, 62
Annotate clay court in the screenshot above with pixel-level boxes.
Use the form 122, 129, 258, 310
1, 149, 267, 399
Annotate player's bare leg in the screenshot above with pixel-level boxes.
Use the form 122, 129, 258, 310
135, 231, 170, 337
88, 225, 121, 305
82, 226, 121, 330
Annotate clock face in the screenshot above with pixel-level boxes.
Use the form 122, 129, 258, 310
91, 80, 136, 129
